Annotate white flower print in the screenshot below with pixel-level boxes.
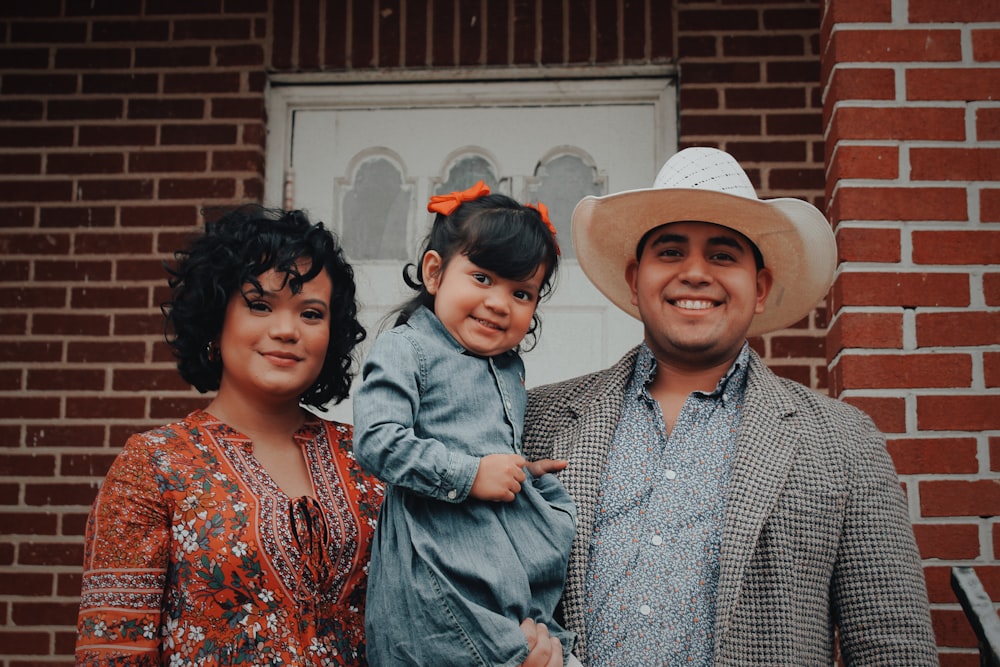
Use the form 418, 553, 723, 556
309, 637, 329, 655
171, 520, 200, 553
162, 616, 179, 649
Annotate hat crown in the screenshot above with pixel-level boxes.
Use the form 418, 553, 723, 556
652, 147, 759, 201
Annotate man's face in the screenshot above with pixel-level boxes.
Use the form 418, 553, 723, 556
626, 221, 772, 371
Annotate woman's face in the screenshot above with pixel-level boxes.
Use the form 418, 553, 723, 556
215, 264, 332, 408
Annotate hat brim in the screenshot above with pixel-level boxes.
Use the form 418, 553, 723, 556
571, 187, 836, 337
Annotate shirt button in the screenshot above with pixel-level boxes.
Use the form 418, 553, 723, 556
665, 469, 677, 480
639, 604, 652, 616
447, 490, 457, 499
650, 534, 663, 546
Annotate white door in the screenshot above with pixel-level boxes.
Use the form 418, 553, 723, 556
266, 77, 677, 422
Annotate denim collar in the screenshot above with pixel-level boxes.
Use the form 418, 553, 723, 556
409, 305, 516, 359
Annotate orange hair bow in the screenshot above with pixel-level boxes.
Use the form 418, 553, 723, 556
427, 180, 491, 216
528, 201, 561, 255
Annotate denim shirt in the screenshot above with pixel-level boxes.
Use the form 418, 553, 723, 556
354, 306, 577, 667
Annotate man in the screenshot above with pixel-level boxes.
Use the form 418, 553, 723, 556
521, 147, 938, 665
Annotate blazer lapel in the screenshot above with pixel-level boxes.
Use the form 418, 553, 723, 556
713, 352, 802, 645
554, 348, 638, 650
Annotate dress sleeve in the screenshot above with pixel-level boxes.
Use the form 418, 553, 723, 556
75, 433, 171, 666
831, 414, 939, 665
352, 330, 480, 502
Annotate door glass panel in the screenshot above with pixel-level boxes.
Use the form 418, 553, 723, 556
340, 156, 410, 260
436, 154, 500, 196
528, 152, 606, 260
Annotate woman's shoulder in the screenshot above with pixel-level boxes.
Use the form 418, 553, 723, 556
120, 411, 210, 456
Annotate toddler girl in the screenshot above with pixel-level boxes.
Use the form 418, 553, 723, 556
353, 182, 577, 666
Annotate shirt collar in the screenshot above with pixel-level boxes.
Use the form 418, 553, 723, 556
632, 341, 752, 405
410, 305, 515, 359
410, 305, 465, 353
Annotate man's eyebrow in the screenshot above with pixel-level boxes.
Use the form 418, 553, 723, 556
648, 232, 687, 246
647, 232, 745, 252
708, 235, 745, 252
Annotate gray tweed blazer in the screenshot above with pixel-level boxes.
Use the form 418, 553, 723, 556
524, 346, 938, 666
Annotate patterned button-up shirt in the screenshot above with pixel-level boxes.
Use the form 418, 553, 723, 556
584, 342, 750, 666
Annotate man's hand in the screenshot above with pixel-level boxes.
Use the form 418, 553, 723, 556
470, 453, 527, 502
519, 619, 563, 667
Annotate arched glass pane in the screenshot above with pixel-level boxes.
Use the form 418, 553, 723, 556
341, 157, 410, 260
533, 154, 605, 260
436, 155, 500, 195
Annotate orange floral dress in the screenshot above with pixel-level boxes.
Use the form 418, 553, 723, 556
76, 410, 384, 666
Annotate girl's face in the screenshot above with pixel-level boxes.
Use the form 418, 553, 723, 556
422, 251, 544, 357
216, 263, 333, 407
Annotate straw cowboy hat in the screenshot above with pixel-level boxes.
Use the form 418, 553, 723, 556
571, 147, 837, 337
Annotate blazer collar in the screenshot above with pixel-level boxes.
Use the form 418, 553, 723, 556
714, 350, 803, 643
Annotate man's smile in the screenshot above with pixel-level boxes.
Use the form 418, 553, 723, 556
670, 298, 719, 310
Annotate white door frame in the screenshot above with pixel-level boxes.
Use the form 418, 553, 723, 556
264, 67, 678, 209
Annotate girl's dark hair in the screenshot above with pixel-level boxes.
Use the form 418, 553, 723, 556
394, 193, 560, 351
162, 204, 366, 408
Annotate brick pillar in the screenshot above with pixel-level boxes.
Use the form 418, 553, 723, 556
822, 0, 1000, 662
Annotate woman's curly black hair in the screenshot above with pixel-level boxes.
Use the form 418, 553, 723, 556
162, 204, 366, 408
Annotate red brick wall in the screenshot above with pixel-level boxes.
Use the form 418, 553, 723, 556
823, 0, 1000, 664
0, 0, 993, 663
0, 3, 272, 663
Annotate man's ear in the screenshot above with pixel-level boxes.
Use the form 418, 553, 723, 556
754, 267, 774, 314
421, 250, 444, 295
626, 258, 640, 307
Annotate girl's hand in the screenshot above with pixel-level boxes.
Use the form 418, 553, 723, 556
470, 453, 527, 502
525, 458, 568, 478
518, 619, 563, 667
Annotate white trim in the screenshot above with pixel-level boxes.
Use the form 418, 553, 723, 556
264, 71, 678, 208
268, 64, 676, 84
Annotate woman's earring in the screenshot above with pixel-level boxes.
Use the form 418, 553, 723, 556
206, 342, 220, 362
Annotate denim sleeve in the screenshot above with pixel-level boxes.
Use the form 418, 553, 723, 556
352, 331, 479, 503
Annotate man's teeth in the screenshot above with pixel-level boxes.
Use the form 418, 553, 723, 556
674, 299, 715, 310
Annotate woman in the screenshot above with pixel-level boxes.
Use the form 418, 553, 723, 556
75, 205, 383, 666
